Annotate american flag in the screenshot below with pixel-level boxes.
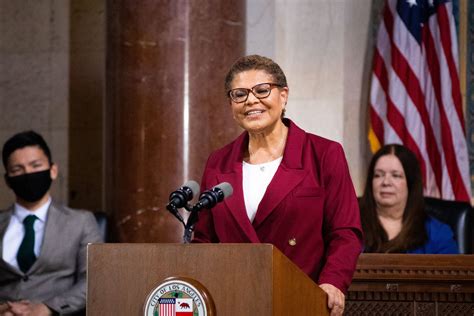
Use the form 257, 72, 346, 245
159, 298, 176, 316
369, 0, 471, 201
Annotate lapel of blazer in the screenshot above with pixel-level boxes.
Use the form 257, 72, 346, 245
252, 120, 307, 229
0, 206, 20, 275
217, 131, 261, 242
28, 201, 63, 274
0, 207, 13, 255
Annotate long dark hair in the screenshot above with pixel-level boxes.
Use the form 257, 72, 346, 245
359, 144, 427, 253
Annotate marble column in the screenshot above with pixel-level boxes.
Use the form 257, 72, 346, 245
106, 0, 245, 242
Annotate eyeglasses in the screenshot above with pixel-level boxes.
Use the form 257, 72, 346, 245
228, 83, 283, 103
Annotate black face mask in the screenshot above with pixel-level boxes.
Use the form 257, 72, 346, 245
5, 169, 52, 203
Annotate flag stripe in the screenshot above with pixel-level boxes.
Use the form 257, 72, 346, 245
437, 4, 464, 130
371, 74, 403, 144
372, 47, 429, 184
423, 19, 469, 201
388, 0, 446, 198
389, 0, 448, 197
369, 106, 384, 149
435, 3, 472, 195
383, 2, 444, 194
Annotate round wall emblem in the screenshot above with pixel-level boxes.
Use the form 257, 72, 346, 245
144, 276, 215, 316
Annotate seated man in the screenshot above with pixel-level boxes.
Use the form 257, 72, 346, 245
0, 131, 102, 316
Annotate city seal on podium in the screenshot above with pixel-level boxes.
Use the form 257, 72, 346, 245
144, 276, 216, 316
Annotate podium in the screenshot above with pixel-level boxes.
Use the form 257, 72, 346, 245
87, 243, 329, 315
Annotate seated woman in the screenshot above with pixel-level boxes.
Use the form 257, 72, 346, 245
359, 144, 459, 254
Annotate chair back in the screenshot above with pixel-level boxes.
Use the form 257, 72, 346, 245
93, 212, 108, 242
424, 197, 472, 254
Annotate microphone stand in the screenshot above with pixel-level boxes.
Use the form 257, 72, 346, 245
182, 203, 203, 244
167, 202, 202, 244
165, 203, 185, 226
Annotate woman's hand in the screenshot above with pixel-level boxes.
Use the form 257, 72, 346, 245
319, 283, 345, 316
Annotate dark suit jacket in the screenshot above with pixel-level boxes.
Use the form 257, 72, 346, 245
0, 202, 102, 315
194, 119, 363, 292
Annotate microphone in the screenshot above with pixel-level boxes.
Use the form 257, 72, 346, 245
166, 180, 200, 224
194, 182, 233, 210
182, 182, 232, 243
167, 180, 200, 209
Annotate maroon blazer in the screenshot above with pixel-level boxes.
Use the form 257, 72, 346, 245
193, 119, 363, 292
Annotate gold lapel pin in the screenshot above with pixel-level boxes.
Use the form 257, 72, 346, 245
288, 238, 297, 246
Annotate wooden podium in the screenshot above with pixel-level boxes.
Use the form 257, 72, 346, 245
87, 243, 329, 315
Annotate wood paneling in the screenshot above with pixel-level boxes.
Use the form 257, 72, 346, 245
347, 254, 474, 315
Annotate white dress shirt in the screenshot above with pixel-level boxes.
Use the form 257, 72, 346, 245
2, 197, 51, 270
242, 157, 282, 222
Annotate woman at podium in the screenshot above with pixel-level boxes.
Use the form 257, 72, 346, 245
193, 55, 363, 316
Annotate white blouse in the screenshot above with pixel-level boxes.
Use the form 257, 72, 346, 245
242, 157, 282, 222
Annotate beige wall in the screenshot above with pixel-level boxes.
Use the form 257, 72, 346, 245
247, 0, 383, 195
0, 0, 105, 209
0, 0, 381, 208
0, 0, 70, 206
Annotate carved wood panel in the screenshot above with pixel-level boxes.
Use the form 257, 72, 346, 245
346, 255, 474, 315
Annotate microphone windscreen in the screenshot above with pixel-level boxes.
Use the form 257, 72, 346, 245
214, 182, 233, 198
183, 180, 200, 198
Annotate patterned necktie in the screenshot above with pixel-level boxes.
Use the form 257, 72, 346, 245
17, 215, 38, 273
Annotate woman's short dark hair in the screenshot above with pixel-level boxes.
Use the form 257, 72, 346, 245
2, 130, 52, 169
359, 144, 427, 253
224, 55, 288, 93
